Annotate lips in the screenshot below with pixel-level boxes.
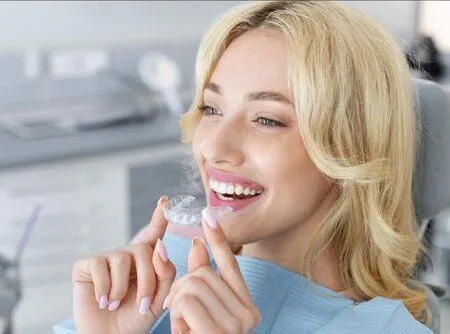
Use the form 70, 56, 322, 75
207, 167, 265, 212
207, 167, 265, 190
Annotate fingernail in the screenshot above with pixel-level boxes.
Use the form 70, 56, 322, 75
202, 208, 217, 229
163, 296, 169, 310
157, 195, 168, 207
139, 296, 152, 314
99, 294, 108, 309
156, 238, 169, 262
108, 300, 120, 311
191, 236, 205, 248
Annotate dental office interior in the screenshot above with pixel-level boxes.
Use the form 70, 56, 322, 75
0, 1, 449, 333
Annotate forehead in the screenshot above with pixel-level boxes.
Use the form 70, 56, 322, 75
208, 29, 289, 94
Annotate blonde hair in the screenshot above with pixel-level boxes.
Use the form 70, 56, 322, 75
180, 0, 429, 325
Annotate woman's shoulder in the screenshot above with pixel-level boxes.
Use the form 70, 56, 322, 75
373, 297, 433, 334
314, 296, 432, 334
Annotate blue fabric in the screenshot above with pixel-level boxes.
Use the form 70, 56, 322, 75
54, 233, 432, 334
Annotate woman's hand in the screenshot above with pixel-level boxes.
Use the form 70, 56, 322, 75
72, 196, 177, 334
165, 208, 261, 334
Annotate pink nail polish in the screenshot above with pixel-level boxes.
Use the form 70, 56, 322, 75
157, 195, 168, 206
156, 238, 169, 262
202, 208, 217, 229
99, 294, 108, 309
191, 236, 205, 247
108, 300, 120, 311
139, 296, 152, 314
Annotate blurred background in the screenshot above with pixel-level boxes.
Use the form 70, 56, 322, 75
0, 1, 449, 333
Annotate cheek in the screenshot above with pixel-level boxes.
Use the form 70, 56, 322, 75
251, 137, 308, 187
266, 141, 330, 204
284, 156, 333, 221
191, 122, 210, 186
192, 123, 205, 164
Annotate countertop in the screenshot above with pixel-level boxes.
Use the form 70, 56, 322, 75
0, 111, 182, 171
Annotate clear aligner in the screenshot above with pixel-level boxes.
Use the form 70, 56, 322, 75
163, 195, 233, 226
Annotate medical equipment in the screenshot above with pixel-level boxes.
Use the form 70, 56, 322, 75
138, 52, 184, 117
0, 205, 41, 334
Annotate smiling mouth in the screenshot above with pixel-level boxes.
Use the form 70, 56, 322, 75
209, 179, 264, 201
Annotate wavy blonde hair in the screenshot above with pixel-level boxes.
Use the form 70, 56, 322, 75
179, 0, 429, 325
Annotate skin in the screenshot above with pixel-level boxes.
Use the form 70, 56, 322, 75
192, 29, 341, 290
72, 199, 260, 333
72, 197, 177, 334
72, 28, 344, 334
166, 215, 261, 333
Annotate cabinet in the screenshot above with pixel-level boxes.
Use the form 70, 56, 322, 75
0, 142, 187, 333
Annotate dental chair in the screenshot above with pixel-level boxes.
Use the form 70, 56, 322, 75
412, 78, 450, 334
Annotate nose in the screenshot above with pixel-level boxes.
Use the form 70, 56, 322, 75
201, 118, 245, 168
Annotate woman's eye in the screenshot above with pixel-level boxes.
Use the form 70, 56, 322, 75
255, 117, 285, 128
199, 105, 285, 129
199, 104, 219, 116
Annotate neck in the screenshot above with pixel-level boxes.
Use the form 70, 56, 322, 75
241, 233, 345, 293
240, 192, 347, 294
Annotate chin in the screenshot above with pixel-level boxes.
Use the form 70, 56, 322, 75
218, 214, 264, 247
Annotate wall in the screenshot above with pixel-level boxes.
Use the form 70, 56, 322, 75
0, 1, 421, 106
419, 1, 450, 52
0, 1, 243, 51
346, 1, 418, 48
0, 1, 417, 51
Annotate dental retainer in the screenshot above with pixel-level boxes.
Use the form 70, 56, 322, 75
163, 195, 233, 226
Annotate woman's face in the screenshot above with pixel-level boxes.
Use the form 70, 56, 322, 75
192, 29, 337, 247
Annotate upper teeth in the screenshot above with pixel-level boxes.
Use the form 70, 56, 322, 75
209, 179, 263, 196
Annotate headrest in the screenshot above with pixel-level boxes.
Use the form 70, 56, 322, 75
412, 78, 450, 220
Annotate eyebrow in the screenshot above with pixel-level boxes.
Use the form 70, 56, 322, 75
204, 82, 292, 105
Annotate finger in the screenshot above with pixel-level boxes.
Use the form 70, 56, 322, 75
165, 239, 213, 308
201, 208, 252, 303
106, 251, 132, 311
188, 236, 210, 273
171, 294, 218, 333
166, 266, 260, 331
131, 195, 169, 247
166, 223, 205, 239
131, 243, 157, 314
170, 276, 239, 332
84, 256, 110, 309
171, 316, 189, 334
150, 238, 177, 313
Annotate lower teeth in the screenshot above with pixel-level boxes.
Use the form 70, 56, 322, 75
216, 192, 257, 201
217, 192, 235, 201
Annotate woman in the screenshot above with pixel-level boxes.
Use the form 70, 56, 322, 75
55, 1, 433, 333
